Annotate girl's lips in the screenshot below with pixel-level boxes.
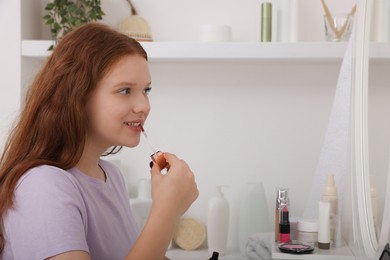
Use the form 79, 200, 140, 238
124, 121, 143, 132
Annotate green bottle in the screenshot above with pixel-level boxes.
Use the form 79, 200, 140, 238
261, 2, 272, 42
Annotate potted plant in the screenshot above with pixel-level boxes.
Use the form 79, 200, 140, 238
43, 0, 105, 50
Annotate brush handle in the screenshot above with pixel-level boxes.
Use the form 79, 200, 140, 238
321, 0, 357, 40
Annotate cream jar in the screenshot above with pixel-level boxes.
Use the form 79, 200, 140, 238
296, 219, 318, 245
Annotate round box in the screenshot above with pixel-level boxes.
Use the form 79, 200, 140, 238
199, 24, 232, 42
296, 219, 318, 244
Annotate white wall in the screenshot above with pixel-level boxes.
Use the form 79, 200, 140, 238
33, 0, 357, 42
0, 0, 21, 151
3, 0, 388, 252
121, 61, 339, 250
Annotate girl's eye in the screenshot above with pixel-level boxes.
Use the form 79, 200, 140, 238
144, 87, 152, 95
119, 88, 131, 95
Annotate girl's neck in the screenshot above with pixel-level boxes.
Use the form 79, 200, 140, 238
77, 141, 107, 181
76, 157, 106, 181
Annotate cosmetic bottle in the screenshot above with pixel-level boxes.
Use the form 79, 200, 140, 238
207, 186, 229, 256
279, 206, 290, 243
261, 2, 272, 42
238, 182, 270, 256
209, 251, 219, 260
318, 201, 330, 249
129, 178, 152, 231
275, 188, 288, 242
278, 191, 290, 243
321, 174, 338, 246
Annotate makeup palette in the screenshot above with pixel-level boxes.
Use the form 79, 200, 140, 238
278, 240, 314, 254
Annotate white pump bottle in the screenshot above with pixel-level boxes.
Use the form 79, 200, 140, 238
207, 186, 229, 256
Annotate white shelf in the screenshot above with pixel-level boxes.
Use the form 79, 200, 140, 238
141, 42, 350, 63
21, 40, 390, 63
166, 248, 247, 260
165, 242, 355, 260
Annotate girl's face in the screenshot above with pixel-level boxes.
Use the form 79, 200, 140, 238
86, 55, 152, 151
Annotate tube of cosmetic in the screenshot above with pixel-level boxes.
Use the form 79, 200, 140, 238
279, 205, 290, 243
318, 201, 331, 249
140, 126, 169, 170
150, 151, 169, 170
275, 188, 288, 242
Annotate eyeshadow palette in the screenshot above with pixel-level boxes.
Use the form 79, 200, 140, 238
278, 240, 315, 254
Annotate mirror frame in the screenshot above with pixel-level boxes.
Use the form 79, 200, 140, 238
351, 0, 379, 257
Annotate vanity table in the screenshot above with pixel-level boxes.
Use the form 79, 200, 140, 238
272, 241, 355, 260
166, 248, 247, 260
165, 233, 356, 260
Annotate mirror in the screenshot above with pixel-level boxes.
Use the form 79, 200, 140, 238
352, 0, 390, 257
369, 0, 390, 254
350, 0, 374, 256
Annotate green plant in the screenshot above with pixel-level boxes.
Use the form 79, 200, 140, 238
43, 0, 105, 50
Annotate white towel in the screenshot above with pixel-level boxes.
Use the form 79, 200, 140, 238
246, 232, 272, 260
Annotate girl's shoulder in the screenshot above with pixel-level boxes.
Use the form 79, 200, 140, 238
16, 164, 80, 193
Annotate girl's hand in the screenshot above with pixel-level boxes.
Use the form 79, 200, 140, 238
150, 152, 198, 217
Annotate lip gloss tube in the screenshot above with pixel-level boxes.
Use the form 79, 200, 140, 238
279, 206, 291, 243
150, 151, 169, 170
140, 125, 169, 170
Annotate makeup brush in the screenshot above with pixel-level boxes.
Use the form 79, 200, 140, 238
321, 0, 356, 40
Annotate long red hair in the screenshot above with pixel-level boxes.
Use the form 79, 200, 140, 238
0, 22, 148, 252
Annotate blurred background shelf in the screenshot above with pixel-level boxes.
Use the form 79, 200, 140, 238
21, 40, 390, 63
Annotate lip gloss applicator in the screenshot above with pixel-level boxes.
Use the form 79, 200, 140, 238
140, 125, 157, 154
140, 125, 169, 170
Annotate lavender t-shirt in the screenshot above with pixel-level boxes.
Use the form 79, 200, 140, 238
2, 160, 140, 260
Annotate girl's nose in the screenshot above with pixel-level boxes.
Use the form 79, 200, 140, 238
132, 95, 150, 114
